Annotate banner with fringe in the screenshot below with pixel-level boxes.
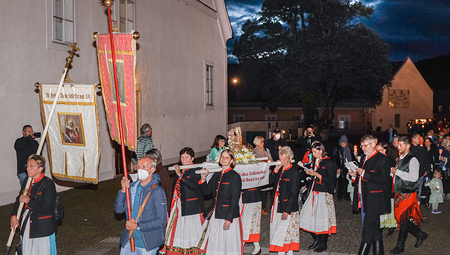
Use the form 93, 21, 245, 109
40, 84, 100, 183
96, 33, 137, 151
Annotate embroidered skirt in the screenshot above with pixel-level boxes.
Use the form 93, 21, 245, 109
241, 201, 261, 243
299, 191, 337, 235
165, 199, 205, 255
380, 198, 397, 228
269, 194, 299, 252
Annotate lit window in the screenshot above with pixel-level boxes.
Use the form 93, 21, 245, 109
438, 105, 442, 112
53, 0, 74, 44
338, 115, 350, 129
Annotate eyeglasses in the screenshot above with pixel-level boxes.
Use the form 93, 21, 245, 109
360, 142, 374, 148
25, 164, 39, 169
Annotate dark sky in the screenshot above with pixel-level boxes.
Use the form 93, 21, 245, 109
225, 0, 450, 63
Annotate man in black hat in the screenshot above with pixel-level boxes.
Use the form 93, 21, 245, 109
264, 128, 288, 161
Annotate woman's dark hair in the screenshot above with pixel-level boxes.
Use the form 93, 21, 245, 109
146, 148, 162, 165
218, 149, 236, 168
423, 137, 434, 147
311, 141, 327, 158
179, 147, 195, 158
211, 135, 226, 149
379, 142, 389, 150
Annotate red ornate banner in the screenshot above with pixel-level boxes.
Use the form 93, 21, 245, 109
96, 33, 137, 150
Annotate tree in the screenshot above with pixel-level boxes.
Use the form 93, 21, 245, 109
233, 0, 392, 130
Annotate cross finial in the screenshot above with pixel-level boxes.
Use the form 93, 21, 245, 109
65, 43, 80, 69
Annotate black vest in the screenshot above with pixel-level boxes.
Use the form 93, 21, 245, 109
394, 153, 418, 194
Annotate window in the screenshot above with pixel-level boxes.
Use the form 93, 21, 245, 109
395, 114, 401, 128
438, 105, 442, 112
233, 115, 245, 122
114, 0, 135, 32
338, 115, 350, 129
205, 63, 214, 108
266, 115, 277, 121
388, 89, 410, 108
53, 0, 74, 44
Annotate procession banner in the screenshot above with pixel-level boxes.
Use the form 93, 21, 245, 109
204, 162, 270, 189
40, 84, 100, 183
96, 33, 137, 150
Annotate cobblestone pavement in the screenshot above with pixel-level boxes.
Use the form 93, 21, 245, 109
77, 195, 449, 255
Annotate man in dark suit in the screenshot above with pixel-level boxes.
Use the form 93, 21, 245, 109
410, 133, 431, 202
350, 135, 391, 255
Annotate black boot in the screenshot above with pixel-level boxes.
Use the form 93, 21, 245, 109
391, 227, 408, 254
414, 231, 428, 248
372, 240, 384, 255
386, 227, 396, 238
357, 242, 371, 255
314, 234, 328, 253
308, 233, 320, 250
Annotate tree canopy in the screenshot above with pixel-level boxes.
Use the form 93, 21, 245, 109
233, 0, 392, 130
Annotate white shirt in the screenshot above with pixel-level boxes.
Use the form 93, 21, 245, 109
395, 152, 419, 182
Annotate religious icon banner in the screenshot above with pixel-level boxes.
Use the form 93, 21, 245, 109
40, 84, 100, 183
96, 33, 137, 151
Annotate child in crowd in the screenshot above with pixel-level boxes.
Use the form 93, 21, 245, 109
426, 168, 444, 214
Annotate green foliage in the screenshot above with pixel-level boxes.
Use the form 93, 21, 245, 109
233, 0, 392, 129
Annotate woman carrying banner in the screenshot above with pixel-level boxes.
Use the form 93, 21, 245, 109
198, 149, 243, 255
299, 142, 337, 253
165, 147, 205, 255
10, 154, 57, 255
269, 146, 300, 255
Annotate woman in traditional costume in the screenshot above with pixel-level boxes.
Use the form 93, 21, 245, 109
299, 142, 337, 253
165, 147, 205, 255
269, 146, 300, 255
198, 149, 242, 255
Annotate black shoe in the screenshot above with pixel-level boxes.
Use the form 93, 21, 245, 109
308, 233, 320, 250
386, 227, 396, 238
391, 245, 404, 254
357, 242, 371, 255
314, 234, 328, 253
415, 231, 428, 248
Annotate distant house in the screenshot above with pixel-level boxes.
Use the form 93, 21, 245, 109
371, 58, 433, 134
0, 0, 231, 205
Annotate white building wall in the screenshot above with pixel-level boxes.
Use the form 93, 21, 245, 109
0, 0, 231, 205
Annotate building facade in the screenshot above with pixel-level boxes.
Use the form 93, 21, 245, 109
0, 0, 231, 205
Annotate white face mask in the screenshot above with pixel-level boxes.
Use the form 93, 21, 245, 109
275, 134, 281, 140
137, 169, 149, 180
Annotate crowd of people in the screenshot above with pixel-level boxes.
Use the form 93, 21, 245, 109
10, 122, 450, 255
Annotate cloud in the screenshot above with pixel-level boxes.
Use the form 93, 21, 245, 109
359, 0, 450, 60
225, 0, 264, 37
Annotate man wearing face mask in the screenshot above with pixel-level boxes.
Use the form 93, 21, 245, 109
265, 128, 288, 161
115, 155, 167, 255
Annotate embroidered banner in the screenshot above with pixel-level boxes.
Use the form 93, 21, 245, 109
96, 33, 137, 150
204, 162, 270, 189
40, 84, 100, 183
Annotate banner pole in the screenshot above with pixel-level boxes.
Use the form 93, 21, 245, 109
5, 44, 79, 255
103, 0, 134, 251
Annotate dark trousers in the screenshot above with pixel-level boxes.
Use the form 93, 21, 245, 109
336, 173, 349, 199
362, 211, 382, 243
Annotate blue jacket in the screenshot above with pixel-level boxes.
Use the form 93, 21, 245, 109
115, 173, 167, 251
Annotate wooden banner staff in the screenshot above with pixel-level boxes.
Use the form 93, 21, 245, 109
194, 159, 295, 174
100, 0, 139, 252
5, 43, 79, 255
167, 157, 270, 171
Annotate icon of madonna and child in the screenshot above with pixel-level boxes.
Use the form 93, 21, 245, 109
58, 113, 85, 146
